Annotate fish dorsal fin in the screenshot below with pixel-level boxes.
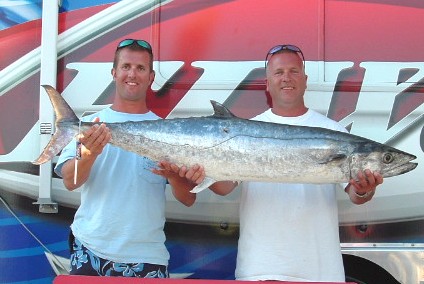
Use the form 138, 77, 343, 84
211, 100, 236, 118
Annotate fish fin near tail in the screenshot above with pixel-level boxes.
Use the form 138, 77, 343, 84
32, 85, 79, 165
190, 177, 216, 193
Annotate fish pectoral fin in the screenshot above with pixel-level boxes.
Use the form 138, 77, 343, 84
190, 177, 216, 193
319, 153, 347, 164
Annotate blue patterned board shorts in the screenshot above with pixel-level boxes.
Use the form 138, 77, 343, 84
69, 235, 169, 278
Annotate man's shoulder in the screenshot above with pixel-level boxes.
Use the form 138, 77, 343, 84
307, 109, 346, 132
81, 107, 161, 122
251, 109, 272, 121
80, 107, 111, 122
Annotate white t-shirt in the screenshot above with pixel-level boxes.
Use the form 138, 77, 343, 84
235, 109, 347, 282
55, 107, 169, 264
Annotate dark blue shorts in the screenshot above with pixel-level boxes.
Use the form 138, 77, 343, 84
69, 234, 169, 278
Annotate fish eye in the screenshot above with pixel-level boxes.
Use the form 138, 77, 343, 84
382, 153, 394, 164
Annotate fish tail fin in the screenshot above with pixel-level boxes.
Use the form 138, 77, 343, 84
32, 85, 79, 165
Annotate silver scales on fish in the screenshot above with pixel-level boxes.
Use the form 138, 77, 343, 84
33, 85, 418, 193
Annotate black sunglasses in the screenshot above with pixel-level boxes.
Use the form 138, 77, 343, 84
116, 39, 152, 53
265, 44, 305, 68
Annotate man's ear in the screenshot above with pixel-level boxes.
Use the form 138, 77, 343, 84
150, 70, 155, 85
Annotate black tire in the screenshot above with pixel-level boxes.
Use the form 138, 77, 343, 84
343, 254, 401, 284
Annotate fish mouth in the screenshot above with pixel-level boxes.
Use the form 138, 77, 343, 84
390, 162, 418, 176
383, 155, 418, 177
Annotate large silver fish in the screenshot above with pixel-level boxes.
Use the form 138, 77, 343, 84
34, 85, 418, 193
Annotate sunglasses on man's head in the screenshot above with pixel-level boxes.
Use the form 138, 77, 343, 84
265, 44, 305, 68
116, 39, 152, 53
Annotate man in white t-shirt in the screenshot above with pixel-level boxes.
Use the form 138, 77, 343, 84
165, 45, 384, 282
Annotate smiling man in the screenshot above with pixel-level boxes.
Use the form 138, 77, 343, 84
209, 45, 383, 281
54, 39, 196, 277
